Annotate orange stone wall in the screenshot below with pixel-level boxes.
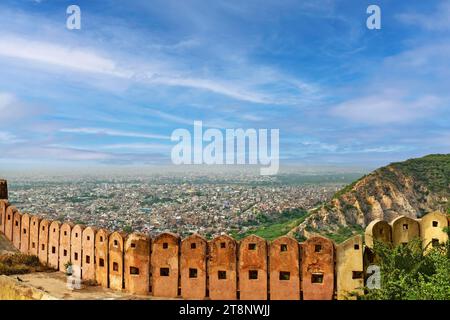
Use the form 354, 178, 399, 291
269, 236, 300, 300
2, 198, 447, 301
208, 235, 237, 300
59, 223, 73, 272
20, 214, 31, 254
238, 235, 268, 300
4, 206, 16, 241
29, 216, 41, 256
48, 221, 61, 269
95, 229, 109, 287
82, 227, 96, 280
38, 219, 50, 265
71, 225, 84, 275
124, 233, 150, 295
180, 234, 207, 299
12, 211, 22, 250
151, 233, 180, 298
108, 231, 125, 291
0, 200, 8, 234
301, 236, 335, 300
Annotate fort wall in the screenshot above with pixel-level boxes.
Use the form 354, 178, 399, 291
95, 229, 109, 287
208, 235, 237, 300
151, 233, 180, 298
59, 223, 72, 273
12, 211, 22, 250
48, 221, 61, 269
124, 233, 150, 295
29, 216, 41, 256
301, 236, 334, 300
82, 227, 96, 281
108, 231, 125, 291
38, 219, 50, 265
336, 235, 364, 300
238, 235, 268, 300
180, 234, 207, 299
71, 225, 84, 276
20, 213, 30, 254
269, 236, 300, 300
0, 192, 447, 300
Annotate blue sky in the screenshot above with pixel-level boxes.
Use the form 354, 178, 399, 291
0, 0, 449, 170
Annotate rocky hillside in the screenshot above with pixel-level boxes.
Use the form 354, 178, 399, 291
293, 154, 450, 241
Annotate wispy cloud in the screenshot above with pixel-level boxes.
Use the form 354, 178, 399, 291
60, 128, 170, 140
397, 2, 450, 31
0, 35, 130, 77
330, 91, 441, 125
0, 131, 24, 144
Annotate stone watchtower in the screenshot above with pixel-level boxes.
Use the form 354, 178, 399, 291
0, 179, 8, 200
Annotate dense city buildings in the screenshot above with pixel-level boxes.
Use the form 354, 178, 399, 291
5, 169, 360, 238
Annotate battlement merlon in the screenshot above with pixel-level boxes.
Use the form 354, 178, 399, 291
0, 179, 8, 200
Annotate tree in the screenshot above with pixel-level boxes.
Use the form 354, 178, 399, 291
359, 228, 450, 300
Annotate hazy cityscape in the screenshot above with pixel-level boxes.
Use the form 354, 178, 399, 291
4, 167, 363, 238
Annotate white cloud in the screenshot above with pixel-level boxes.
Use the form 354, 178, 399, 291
0, 29, 321, 104
0, 35, 130, 77
0, 92, 44, 122
0, 145, 112, 161
60, 127, 170, 140
397, 2, 450, 31
330, 91, 441, 125
0, 92, 14, 106
0, 131, 24, 144
99, 143, 171, 152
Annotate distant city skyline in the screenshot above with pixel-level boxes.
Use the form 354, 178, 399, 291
0, 0, 449, 170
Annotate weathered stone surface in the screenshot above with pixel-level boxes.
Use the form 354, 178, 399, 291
391, 215, 420, 246
20, 213, 31, 254
59, 223, 73, 273
208, 235, 237, 300
180, 234, 207, 299
269, 236, 300, 300
82, 227, 96, 281
71, 225, 85, 275
0, 200, 8, 234
95, 228, 109, 287
419, 211, 449, 250
124, 233, 150, 295
12, 210, 22, 250
4, 206, 16, 241
29, 216, 41, 257
238, 235, 267, 300
108, 231, 125, 291
336, 235, 363, 300
301, 236, 334, 300
38, 219, 50, 265
48, 221, 61, 269
365, 219, 392, 248
0, 275, 56, 300
0, 180, 8, 200
151, 232, 180, 298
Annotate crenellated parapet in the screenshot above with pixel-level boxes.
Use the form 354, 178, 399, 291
364, 212, 449, 250
0, 196, 448, 300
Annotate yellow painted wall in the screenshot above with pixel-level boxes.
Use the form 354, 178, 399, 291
336, 235, 364, 300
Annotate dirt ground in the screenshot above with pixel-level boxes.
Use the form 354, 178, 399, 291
0, 233, 18, 255
8, 271, 157, 300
